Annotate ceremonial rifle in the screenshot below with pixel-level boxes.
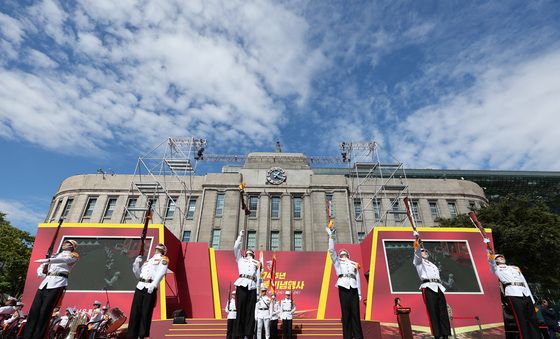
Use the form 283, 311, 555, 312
239, 183, 251, 251
468, 211, 494, 252
138, 200, 153, 257
403, 197, 423, 248
43, 218, 64, 274
226, 282, 231, 312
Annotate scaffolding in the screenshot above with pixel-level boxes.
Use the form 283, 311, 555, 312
341, 141, 409, 238
124, 137, 206, 236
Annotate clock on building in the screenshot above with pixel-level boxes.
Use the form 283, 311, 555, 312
266, 167, 287, 185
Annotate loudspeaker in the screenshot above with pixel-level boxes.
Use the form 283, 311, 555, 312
173, 309, 186, 324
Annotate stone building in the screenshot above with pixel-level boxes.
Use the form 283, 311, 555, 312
44, 152, 486, 251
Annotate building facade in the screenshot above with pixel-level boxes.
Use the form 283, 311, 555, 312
45, 152, 487, 251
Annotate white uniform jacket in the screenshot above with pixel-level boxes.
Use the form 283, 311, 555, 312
280, 298, 296, 320
488, 259, 534, 303
225, 297, 237, 320
37, 250, 79, 289
413, 246, 445, 293
255, 295, 271, 319
270, 300, 280, 321
133, 253, 169, 292
328, 236, 361, 298
234, 236, 260, 290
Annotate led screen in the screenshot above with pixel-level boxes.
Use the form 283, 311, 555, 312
59, 236, 153, 291
383, 240, 481, 293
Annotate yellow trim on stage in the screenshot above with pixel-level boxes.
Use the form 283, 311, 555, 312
316, 252, 332, 319
375, 226, 492, 233
209, 248, 222, 319
365, 227, 379, 321
38, 222, 164, 229
159, 225, 167, 320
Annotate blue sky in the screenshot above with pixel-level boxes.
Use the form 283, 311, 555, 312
1, 0, 559, 233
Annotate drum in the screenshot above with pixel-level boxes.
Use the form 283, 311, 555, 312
104, 308, 126, 333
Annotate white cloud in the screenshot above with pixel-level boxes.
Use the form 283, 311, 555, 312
0, 0, 326, 154
0, 12, 25, 43
394, 49, 560, 170
0, 199, 45, 233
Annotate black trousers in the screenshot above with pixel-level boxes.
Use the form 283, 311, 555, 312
507, 296, 540, 339
226, 319, 235, 339
22, 286, 64, 339
421, 288, 451, 338
234, 285, 257, 337
281, 319, 292, 339
339, 287, 363, 339
127, 287, 158, 338
270, 319, 278, 339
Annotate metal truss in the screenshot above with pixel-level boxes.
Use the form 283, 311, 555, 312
124, 137, 204, 234
341, 141, 410, 238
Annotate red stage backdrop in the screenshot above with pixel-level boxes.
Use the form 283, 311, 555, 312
365, 227, 503, 334
22, 223, 176, 321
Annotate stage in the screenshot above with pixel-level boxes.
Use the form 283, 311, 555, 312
22, 223, 506, 337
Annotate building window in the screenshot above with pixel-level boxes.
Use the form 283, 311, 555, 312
326, 194, 335, 218
354, 198, 362, 220
182, 230, 191, 242
429, 201, 439, 220
292, 197, 302, 219
186, 198, 197, 219
249, 196, 258, 218
215, 193, 225, 217
50, 199, 63, 222
392, 198, 404, 222
447, 201, 458, 218
247, 230, 257, 250
123, 197, 138, 221
81, 197, 97, 221
411, 200, 421, 222
270, 231, 280, 251
61, 198, 74, 220
103, 198, 118, 221
373, 198, 381, 221
294, 231, 303, 251
270, 196, 281, 219
210, 229, 221, 249
469, 201, 476, 210
165, 197, 177, 219
357, 231, 366, 242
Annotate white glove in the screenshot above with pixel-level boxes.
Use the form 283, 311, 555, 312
239, 229, 245, 237
483, 238, 490, 244
413, 231, 420, 238
147, 284, 156, 294
134, 255, 143, 263
359, 295, 362, 301
35, 259, 49, 263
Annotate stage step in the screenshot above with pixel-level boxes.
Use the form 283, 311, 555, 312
152, 319, 348, 338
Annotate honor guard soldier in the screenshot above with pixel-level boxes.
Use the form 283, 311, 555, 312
326, 226, 363, 339
269, 294, 280, 339
484, 238, 540, 338
412, 231, 451, 339
225, 290, 236, 339
280, 291, 296, 339
234, 230, 261, 339
255, 287, 271, 339
127, 243, 169, 339
23, 239, 79, 339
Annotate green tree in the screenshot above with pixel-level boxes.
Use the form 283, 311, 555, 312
0, 212, 35, 297
437, 195, 560, 300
